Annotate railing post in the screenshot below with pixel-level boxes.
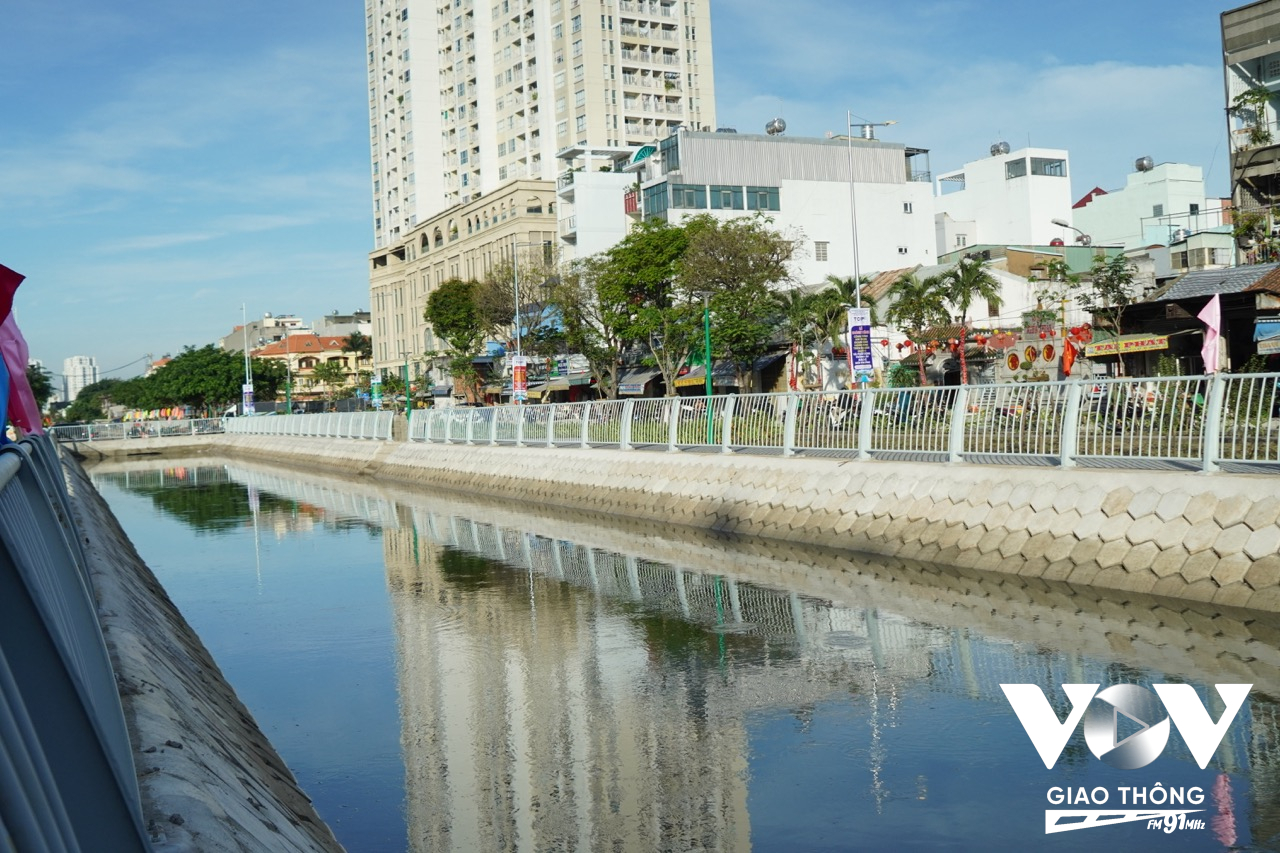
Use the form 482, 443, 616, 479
720, 394, 736, 453
490, 407, 499, 445
580, 401, 591, 449
857, 388, 875, 460
546, 403, 557, 448
947, 385, 969, 464
620, 399, 635, 450
465, 408, 475, 445
782, 393, 798, 457
666, 397, 681, 452
1201, 372, 1226, 473
516, 405, 525, 447
442, 408, 453, 444
1059, 381, 1084, 468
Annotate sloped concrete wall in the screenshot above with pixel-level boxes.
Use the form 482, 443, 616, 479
203, 436, 1280, 613
62, 453, 344, 852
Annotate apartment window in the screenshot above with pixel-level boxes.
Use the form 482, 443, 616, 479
897, 246, 909, 255
1153, 204, 1165, 217
557, 119, 568, 135
1005, 158, 1027, 179
1030, 157, 1066, 177
553, 23, 563, 38
576, 114, 586, 132
670, 183, 706, 209
573, 63, 584, 80
745, 185, 780, 211
555, 70, 566, 88
659, 134, 680, 172
571, 14, 581, 32
574, 88, 586, 107
814, 241, 829, 262
572, 39, 583, 57
903, 202, 913, 214
643, 182, 670, 220
1190, 203, 1200, 216
955, 234, 968, 248
709, 185, 743, 210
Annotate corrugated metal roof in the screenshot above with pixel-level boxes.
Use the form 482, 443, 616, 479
1151, 263, 1280, 301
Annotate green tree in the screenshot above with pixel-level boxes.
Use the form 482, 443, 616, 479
595, 219, 692, 396
146, 345, 245, 415
25, 364, 55, 413
887, 272, 950, 386
425, 278, 486, 401
63, 378, 126, 422
942, 256, 1002, 382
552, 255, 634, 398
310, 360, 350, 402
676, 214, 796, 391
343, 330, 373, 361
1080, 254, 1140, 366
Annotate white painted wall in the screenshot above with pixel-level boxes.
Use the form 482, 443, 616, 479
1072, 163, 1214, 250
934, 147, 1074, 249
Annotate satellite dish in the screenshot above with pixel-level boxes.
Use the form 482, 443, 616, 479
1135, 156, 1154, 172
765, 118, 786, 136
990, 141, 1011, 156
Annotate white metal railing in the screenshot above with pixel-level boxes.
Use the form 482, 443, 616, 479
407, 373, 1280, 473
222, 411, 396, 440
50, 418, 224, 442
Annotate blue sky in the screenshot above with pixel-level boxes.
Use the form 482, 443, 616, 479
2, 0, 1229, 386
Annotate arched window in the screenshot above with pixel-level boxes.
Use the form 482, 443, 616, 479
433, 228, 444, 248
526, 196, 543, 214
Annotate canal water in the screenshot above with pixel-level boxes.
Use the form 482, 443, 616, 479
90, 458, 1280, 852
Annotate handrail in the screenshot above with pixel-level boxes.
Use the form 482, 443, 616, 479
407, 373, 1280, 473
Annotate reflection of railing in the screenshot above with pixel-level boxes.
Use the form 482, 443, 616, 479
224, 411, 395, 440
0, 435, 150, 849
409, 373, 1280, 473
50, 417, 224, 442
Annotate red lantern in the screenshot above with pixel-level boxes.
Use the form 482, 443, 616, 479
880, 339, 890, 347
895, 342, 904, 351
1039, 331, 1047, 340
903, 339, 913, 348
975, 334, 987, 346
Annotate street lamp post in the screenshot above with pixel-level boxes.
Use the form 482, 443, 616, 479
283, 326, 292, 414
696, 291, 714, 443
241, 304, 254, 415
846, 111, 896, 389
401, 349, 411, 425
1051, 218, 1092, 247
510, 237, 549, 405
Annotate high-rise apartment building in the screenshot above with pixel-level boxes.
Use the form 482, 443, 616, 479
62, 355, 99, 403
366, 0, 717, 248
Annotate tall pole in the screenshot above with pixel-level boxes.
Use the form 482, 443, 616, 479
402, 350, 411, 424
512, 236, 523, 361
284, 326, 292, 414
702, 293, 713, 444
847, 110, 862, 310
241, 304, 254, 415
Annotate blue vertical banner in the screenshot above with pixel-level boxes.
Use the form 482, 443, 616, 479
847, 307, 873, 385
241, 383, 255, 416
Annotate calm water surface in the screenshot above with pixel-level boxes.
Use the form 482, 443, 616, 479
91, 459, 1280, 852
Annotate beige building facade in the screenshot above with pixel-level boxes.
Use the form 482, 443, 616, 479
367, 0, 717, 249
369, 179, 558, 380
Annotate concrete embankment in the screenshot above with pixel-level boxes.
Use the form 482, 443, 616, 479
62, 452, 344, 852
70, 433, 1280, 612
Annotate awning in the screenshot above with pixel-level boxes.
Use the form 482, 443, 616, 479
752, 352, 788, 371
546, 373, 592, 391
1084, 334, 1169, 357
432, 384, 453, 397
525, 382, 547, 399
482, 384, 502, 394
618, 368, 660, 395
1254, 318, 1280, 341
674, 362, 738, 388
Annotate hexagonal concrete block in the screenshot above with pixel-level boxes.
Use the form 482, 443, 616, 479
985, 504, 1013, 532
1006, 481, 1036, 509
1244, 526, 1280, 561
1045, 536, 1078, 564
998, 529, 1032, 559
1047, 509, 1083, 540
1182, 491, 1217, 525
1150, 546, 1190, 579
1246, 586, 1280, 613
1025, 510, 1055, 537
1212, 553, 1253, 587
1214, 494, 1253, 529
1244, 497, 1280, 532
1070, 538, 1103, 565
964, 503, 992, 528
1096, 539, 1132, 569
1073, 510, 1107, 542
1028, 489, 1057, 513
1125, 514, 1165, 546
985, 480, 1014, 507
1126, 487, 1163, 520
1101, 487, 1136, 518
1214, 524, 1253, 558
1183, 520, 1223, 555
1245, 555, 1280, 592
1021, 531, 1057, 561
1098, 513, 1134, 544
1213, 583, 1256, 609
978, 528, 1008, 555
1179, 550, 1219, 583
1153, 518, 1192, 552
1154, 490, 1192, 522
1122, 542, 1161, 573
1050, 484, 1082, 514
957, 526, 986, 552
1072, 486, 1106, 516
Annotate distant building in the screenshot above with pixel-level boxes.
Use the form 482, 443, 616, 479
314, 310, 372, 339
251, 333, 370, 401
1072, 160, 1227, 250
62, 355, 98, 403
220, 314, 308, 353
934, 145, 1074, 253
624, 128, 937, 284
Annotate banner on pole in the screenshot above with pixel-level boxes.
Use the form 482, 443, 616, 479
847, 307, 873, 383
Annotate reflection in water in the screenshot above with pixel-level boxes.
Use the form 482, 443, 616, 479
90, 459, 1280, 851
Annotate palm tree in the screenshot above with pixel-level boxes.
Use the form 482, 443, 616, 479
887, 272, 949, 385
941, 257, 1001, 383
823, 274, 879, 325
